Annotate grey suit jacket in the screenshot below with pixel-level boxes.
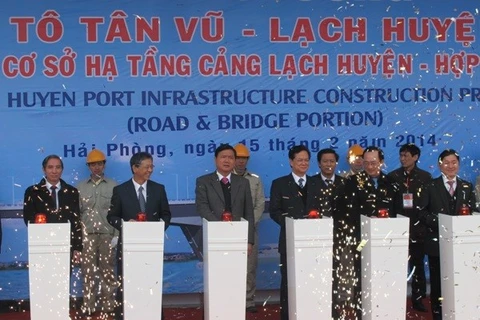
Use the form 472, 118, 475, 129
195, 172, 255, 244
107, 179, 171, 230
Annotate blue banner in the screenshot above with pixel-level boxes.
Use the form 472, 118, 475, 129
1, 0, 479, 298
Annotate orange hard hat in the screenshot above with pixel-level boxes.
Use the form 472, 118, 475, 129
234, 143, 250, 157
86, 149, 106, 163
347, 144, 364, 157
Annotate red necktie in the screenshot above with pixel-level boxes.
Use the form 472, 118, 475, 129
221, 177, 229, 185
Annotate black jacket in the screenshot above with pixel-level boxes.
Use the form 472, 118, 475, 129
23, 178, 82, 252
269, 174, 324, 254
387, 166, 432, 242
107, 179, 171, 230
418, 176, 477, 256
344, 171, 401, 241
311, 174, 346, 217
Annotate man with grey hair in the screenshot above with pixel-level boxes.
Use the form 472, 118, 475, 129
107, 152, 171, 320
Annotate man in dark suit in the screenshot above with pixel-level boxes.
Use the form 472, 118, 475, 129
23, 154, 82, 262
313, 148, 346, 217
269, 145, 324, 320
195, 144, 255, 250
418, 149, 477, 320
107, 152, 171, 320
346, 146, 400, 218
388, 143, 432, 312
344, 146, 401, 318
313, 148, 352, 319
23, 155, 82, 315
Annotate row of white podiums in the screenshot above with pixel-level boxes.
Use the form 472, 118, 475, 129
28, 214, 480, 320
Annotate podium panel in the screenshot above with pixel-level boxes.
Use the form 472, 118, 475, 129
285, 217, 333, 320
203, 218, 248, 320
28, 223, 70, 320
360, 215, 409, 320
439, 213, 480, 320
123, 221, 165, 320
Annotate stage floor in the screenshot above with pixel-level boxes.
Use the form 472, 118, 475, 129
0, 299, 434, 320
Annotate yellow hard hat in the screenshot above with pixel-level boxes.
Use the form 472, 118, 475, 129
348, 144, 364, 157
234, 143, 250, 157
86, 149, 106, 163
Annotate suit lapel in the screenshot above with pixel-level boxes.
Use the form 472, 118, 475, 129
319, 179, 328, 188
210, 173, 225, 205
145, 180, 152, 214
127, 180, 142, 213
305, 176, 317, 210
42, 186, 55, 210
230, 175, 239, 207
56, 185, 63, 209
454, 178, 468, 212
37, 179, 56, 211
37, 179, 54, 209
287, 175, 300, 198
434, 178, 449, 212
287, 175, 306, 211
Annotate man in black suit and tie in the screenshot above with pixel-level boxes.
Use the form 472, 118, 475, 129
388, 143, 432, 312
346, 146, 400, 219
269, 145, 324, 320
313, 148, 346, 217
344, 146, 401, 318
313, 148, 353, 319
418, 149, 477, 320
23, 155, 83, 315
195, 144, 255, 251
23, 155, 82, 263
107, 152, 171, 320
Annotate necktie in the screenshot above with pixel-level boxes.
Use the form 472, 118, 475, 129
50, 186, 57, 209
138, 186, 146, 212
447, 180, 455, 196
298, 178, 304, 188
221, 177, 229, 185
325, 179, 332, 185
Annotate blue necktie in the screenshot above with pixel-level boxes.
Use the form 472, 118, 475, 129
298, 178, 304, 188
138, 186, 146, 212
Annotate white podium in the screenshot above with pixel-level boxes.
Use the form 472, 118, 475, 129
360, 215, 409, 320
285, 217, 334, 320
28, 223, 71, 320
439, 213, 480, 320
203, 218, 248, 320
122, 221, 165, 320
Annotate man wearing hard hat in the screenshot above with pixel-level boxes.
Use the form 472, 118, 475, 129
342, 144, 364, 178
233, 143, 265, 313
77, 149, 118, 318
